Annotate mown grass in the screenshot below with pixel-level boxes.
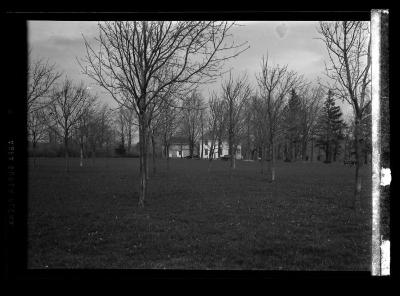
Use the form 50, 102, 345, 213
28, 157, 371, 270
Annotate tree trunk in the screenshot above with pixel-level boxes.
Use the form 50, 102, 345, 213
145, 128, 150, 181
152, 132, 156, 175
127, 128, 132, 153
325, 142, 330, 162
32, 140, 37, 168
260, 144, 265, 175
189, 140, 194, 157
353, 118, 362, 209
208, 141, 215, 172
80, 144, 83, 167
64, 135, 69, 172
270, 137, 276, 182
333, 143, 338, 162
232, 146, 236, 169
166, 143, 170, 171
302, 137, 308, 161
201, 115, 204, 159
229, 132, 234, 170
138, 114, 147, 208
92, 149, 96, 166
311, 137, 314, 162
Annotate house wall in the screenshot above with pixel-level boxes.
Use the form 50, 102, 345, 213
168, 144, 197, 158
199, 140, 242, 159
168, 139, 243, 159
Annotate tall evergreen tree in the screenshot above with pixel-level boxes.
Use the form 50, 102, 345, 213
284, 89, 302, 161
315, 90, 345, 163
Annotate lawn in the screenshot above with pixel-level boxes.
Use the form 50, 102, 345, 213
28, 157, 372, 270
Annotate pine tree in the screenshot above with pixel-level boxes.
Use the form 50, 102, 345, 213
284, 89, 302, 161
315, 90, 345, 163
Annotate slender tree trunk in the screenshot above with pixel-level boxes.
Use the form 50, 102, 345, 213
32, 141, 37, 168
145, 128, 150, 181
302, 137, 308, 161
80, 144, 83, 167
201, 114, 204, 159
166, 144, 170, 171
208, 141, 214, 172
152, 132, 156, 175
217, 137, 222, 158
92, 149, 96, 166
270, 138, 276, 182
232, 145, 236, 169
333, 143, 338, 162
229, 133, 234, 170
353, 118, 362, 209
260, 144, 264, 175
64, 135, 69, 172
138, 114, 147, 208
189, 140, 194, 157
311, 137, 314, 162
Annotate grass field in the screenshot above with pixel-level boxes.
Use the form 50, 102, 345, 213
28, 157, 372, 270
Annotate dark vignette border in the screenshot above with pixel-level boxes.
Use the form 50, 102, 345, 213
4, 9, 393, 281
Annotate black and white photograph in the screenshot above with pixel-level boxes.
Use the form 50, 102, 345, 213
5, 10, 391, 278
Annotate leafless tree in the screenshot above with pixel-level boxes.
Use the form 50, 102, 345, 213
28, 56, 62, 114
297, 85, 324, 161
251, 95, 270, 174
158, 97, 180, 170
96, 103, 114, 150
114, 106, 128, 152
221, 72, 252, 172
180, 91, 204, 157
28, 108, 48, 167
119, 105, 138, 154
79, 21, 248, 207
47, 79, 94, 171
206, 92, 226, 171
75, 102, 92, 167
256, 55, 303, 181
317, 21, 371, 208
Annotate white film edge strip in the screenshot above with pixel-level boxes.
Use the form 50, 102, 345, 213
371, 9, 390, 276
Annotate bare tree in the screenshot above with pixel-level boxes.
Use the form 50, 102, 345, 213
251, 95, 270, 174
180, 91, 204, 157
28, 56, 62, 114
317, 21, 371, 208
221, 72, 252, 172
28, 108, 48, 167
158, 97, 180, 170
114, 106, 127, 154
298, 85, 324, 161
79, 21, 248, 207
206, 92, 226, 170
122, 106, 137, 154
76, 103, 91, 167
97, 103, 114, 151
47, 79, 94, 171
256, 55, 303, 181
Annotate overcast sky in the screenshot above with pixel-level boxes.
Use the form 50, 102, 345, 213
28, 20, 353, 120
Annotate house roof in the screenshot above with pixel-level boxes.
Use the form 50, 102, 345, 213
200, 131, 228, 141
169, 136, 189, 144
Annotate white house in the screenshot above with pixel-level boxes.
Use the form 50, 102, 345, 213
168, 136, 242, 159
198, 138, 242, 159
168, 137, 195, 158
